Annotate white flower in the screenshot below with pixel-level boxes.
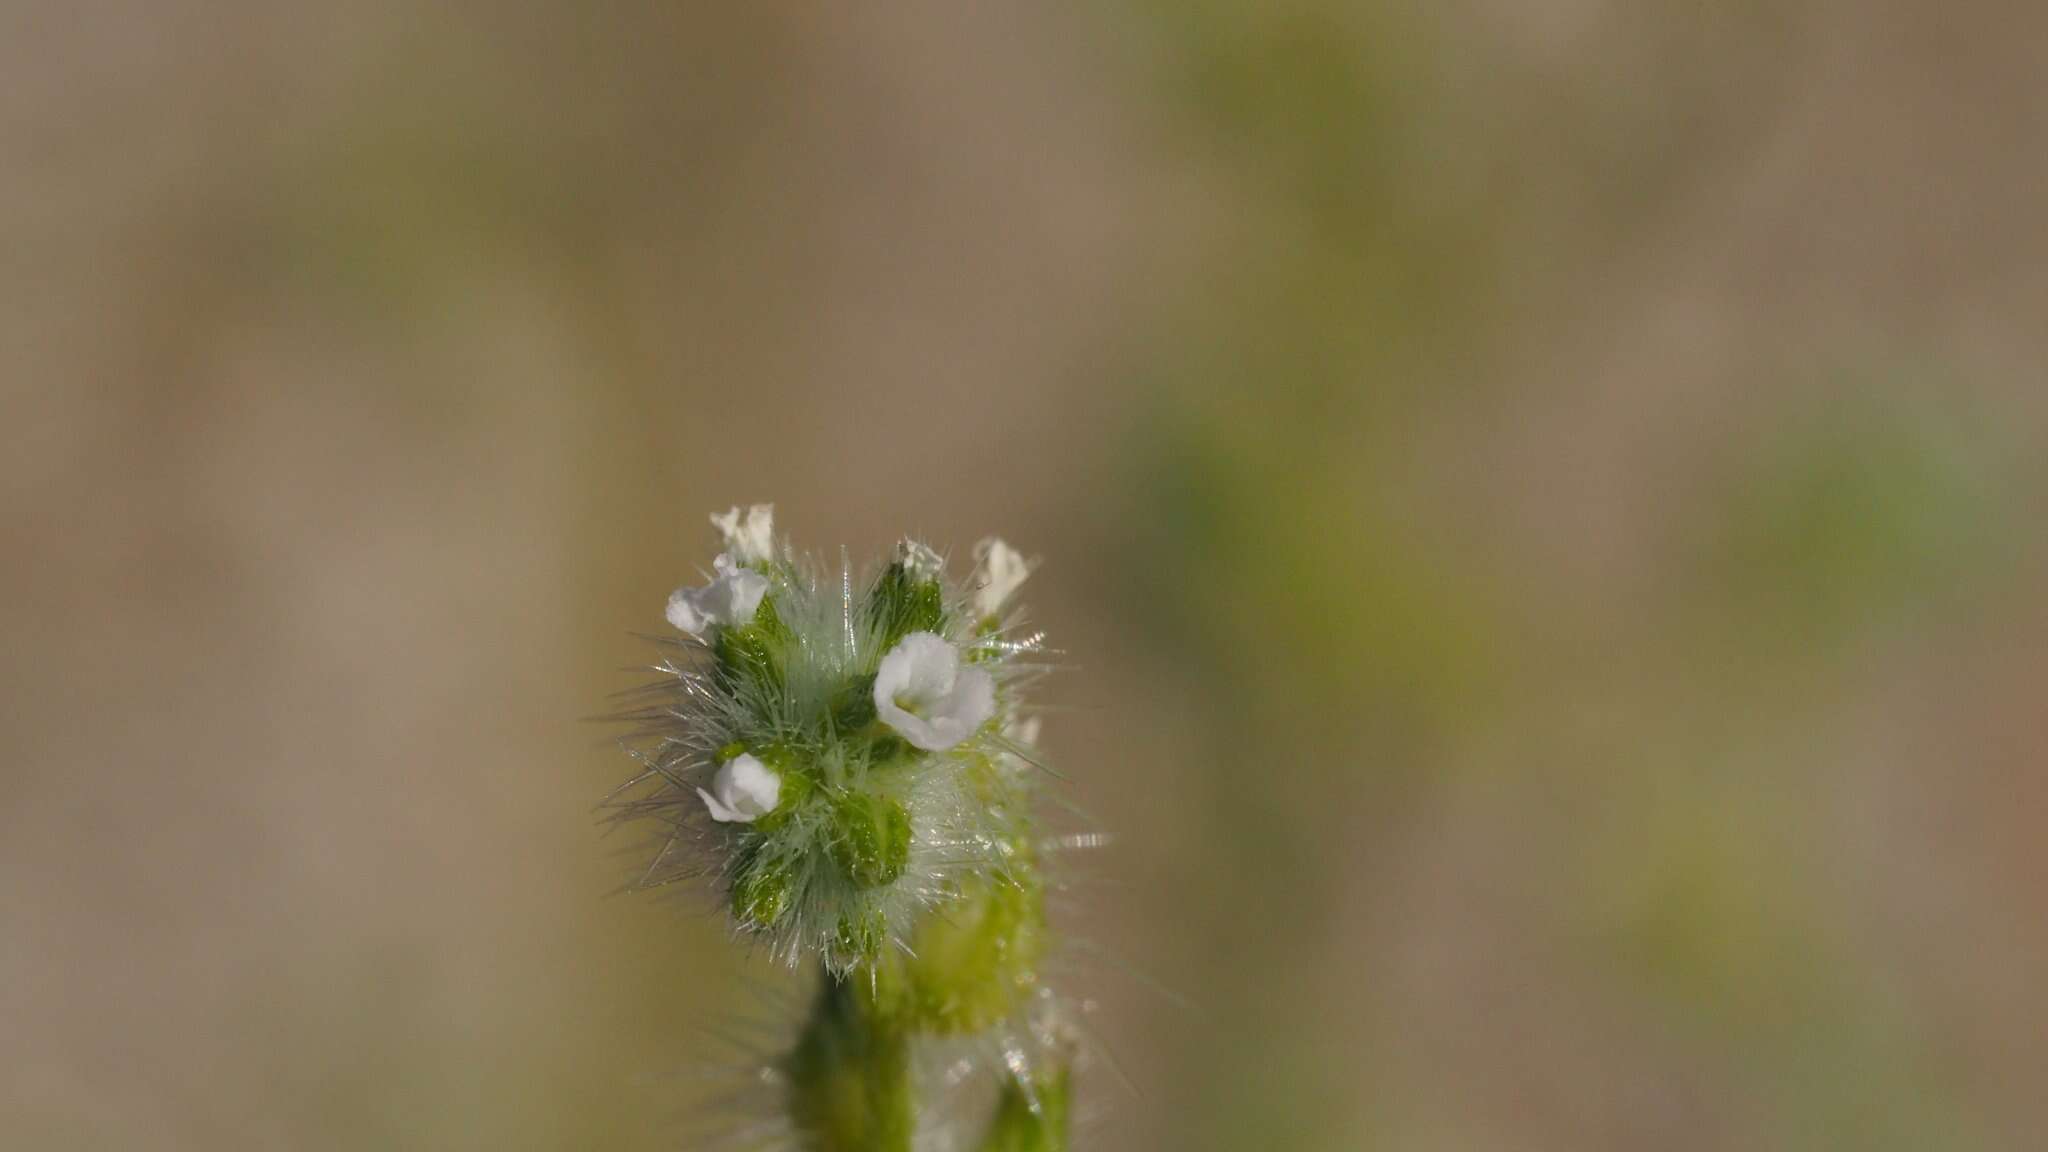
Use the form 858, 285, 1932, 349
971, 537, 1033, 620
896, 539, 944, 581
874, 632, 995, 751
697, 752, 782, 823
666, 554, 769, 637
711, 504, 777, 564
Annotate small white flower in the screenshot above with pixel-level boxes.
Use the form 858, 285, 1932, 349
711, 504, 777, 564
874, 631, 995, 751
971, 537, 1033, 620
666, 554, 769, 637
896, 539, 945, 581
697, 752, 782, 823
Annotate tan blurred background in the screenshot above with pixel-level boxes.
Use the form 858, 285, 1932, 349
5, 2, 2047, 1149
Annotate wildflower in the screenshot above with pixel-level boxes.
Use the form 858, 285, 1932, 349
874, 631, 996, 751
711, 503, 777, 564
609, 514, 1083, 1150
697, 752, 782, 823
971, 537, 1033, 621
665, 554, 768, 638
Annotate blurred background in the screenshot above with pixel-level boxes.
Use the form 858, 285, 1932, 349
5, 2, 2046, 1149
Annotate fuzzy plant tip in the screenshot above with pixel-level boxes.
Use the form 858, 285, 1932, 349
606, 510, 1086, 1152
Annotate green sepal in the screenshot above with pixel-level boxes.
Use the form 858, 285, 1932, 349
755, 775, 810, 834
715, 593, 789, 692
863, 732, 914, 770
833, 906, 890, 963
870, 562, 946, 652
830, 673, 878, 733
746, 744, 810, 832
897, 869, 1046, 1034
829, 792, 911, 889
731, 848, 793, 929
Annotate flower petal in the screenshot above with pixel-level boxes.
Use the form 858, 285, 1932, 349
701, 753, 781, 822
665, 555, 769, 637
666, 587, 712, 636
697, 786, 745, 823
874, 632, 993, 751
896, 539, 945, 581
711, 504, 776, 564
971, 537, 1033, 620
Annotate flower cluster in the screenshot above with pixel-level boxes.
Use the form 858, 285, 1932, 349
609, 506, 1080, 1150
610, 504, 1081, 1147
613, 505, 1046, 977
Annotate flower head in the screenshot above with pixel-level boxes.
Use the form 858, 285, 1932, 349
616, 520, 1044, 973
666, 554, 769, 637
608, 515, 1080, 1150
711, 503, 777, 564
697, 752, 782, 823
874, 631, 996, 751
971, 537, 1033, 621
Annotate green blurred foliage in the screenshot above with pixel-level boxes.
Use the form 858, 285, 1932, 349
1108, 5, 2035, 1151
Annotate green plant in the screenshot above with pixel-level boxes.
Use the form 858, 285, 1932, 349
611, 507, 1078, 1150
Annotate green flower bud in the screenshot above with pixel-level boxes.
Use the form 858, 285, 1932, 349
715, 592, 789, 691
829, 792, 911, 889
870, 561, 945, 652
732, 853, 793, 929
833, 907, 890, 964
899, 869, 1046, 1034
